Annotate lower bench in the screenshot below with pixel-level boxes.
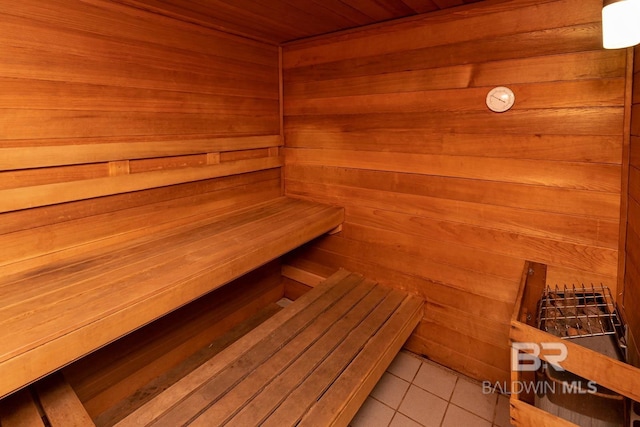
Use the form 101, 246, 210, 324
116, 269, 424, 427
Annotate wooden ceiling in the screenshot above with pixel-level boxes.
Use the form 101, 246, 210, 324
114, 0, 486, 44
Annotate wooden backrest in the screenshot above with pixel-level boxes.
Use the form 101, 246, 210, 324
0, 0, 283, 272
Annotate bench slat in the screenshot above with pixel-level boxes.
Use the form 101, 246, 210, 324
0, 389, 44, 427
126, 272, 366, 426
118, 270, 424, 427
298, 294, 425, 427
0, 197, 343, 399
35, 373, 95, 427
224, 283, 405, 426
189, 278, 388, 426
114, 269, 352, 426
0, 200, 316, 333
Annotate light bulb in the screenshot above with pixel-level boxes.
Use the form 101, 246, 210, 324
602, 0, 640, 49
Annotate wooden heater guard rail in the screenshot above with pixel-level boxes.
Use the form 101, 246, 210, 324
0, 196, 344, 400
509, 261, 640, 426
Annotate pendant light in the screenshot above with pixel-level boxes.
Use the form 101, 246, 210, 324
602, 0, 640, 49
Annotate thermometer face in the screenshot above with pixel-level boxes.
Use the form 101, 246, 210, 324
486, 87, 515, 113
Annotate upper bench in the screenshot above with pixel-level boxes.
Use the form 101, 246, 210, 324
0, 196, 343, 399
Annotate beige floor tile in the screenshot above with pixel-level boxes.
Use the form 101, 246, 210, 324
398, 385, 447, 427
493, 394, 512, 427
412, 360, 458, 401
450, 378, 497, 421
351, 397, 395, 427
371, 372, 411, 409
442, 404, 492, 427
389, 412, 424, 427
387, 351, 421, 382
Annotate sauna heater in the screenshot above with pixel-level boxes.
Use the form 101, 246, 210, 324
535, 284, 629, 426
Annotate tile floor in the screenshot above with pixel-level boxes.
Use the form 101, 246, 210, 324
352, 350, 512, 427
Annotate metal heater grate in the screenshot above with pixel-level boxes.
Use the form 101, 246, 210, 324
537, 284, 624, 340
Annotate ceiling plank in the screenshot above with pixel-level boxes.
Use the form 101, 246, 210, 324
114, 0, 491, 43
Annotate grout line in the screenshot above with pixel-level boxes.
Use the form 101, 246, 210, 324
364, 351, 507, 427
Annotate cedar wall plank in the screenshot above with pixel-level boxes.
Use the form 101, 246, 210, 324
624, 46, 640, 367
0, 0, 281, 263
283, 0, 626, 383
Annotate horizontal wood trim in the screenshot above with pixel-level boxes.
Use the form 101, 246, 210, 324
0, 156, 282, 213
0, 135, 281, 170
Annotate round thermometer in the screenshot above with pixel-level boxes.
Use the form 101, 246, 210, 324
486, 86, 515, 113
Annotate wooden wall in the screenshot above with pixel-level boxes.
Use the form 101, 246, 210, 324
0, 0, 282, 271
283, 0, 628, 383
624, 47, 640, 367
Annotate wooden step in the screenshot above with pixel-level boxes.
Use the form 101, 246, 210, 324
116, 269, 424, 427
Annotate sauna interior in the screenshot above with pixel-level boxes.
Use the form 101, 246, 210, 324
1, 0, 640, 425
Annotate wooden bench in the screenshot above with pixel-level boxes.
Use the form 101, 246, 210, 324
115, 269, 424, 427
0, 196, 343, 399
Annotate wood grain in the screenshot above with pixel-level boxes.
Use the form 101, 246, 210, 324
0, 198, 344, 399
106, 0, 490, 43
0, 156, 282, 213
0, 0, 286, 298
623, 46, 640, 366
62, 263, 282, 422
0, 389, 45, 427
283, 0, 627, 383
35, 373, 95, 427
115, 270, 422, 427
